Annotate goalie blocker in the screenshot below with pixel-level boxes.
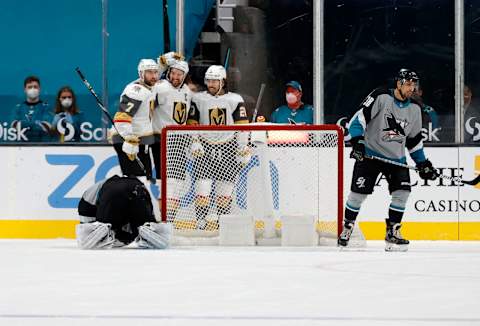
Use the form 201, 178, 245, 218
76, 175, 171, 249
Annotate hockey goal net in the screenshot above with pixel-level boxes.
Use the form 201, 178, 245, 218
161, 124, 343, 244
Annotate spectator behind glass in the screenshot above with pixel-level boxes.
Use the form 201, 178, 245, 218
11, 76, 53, 142
51, 86, 85, 142
463, 85, 480, 143
270, 81, 313, 124
411, 84, 441, 142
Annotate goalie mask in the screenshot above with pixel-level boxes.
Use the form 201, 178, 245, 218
167, 60, 189, 88
204, 65, 227, 96
137, 59, 159, 86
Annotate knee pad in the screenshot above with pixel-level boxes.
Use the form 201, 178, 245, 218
136, 222, 172, 249
217, 196, 232, 209
346, 192, 368, 212
195, 195, 209, 207
167, 178, 184, 198
196, 179, 212, 197
391, 190, 410, 210
166, 198, 180, 211
216, 181, 235, 197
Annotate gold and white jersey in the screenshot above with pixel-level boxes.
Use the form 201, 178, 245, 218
112, 79, 155, 143
188, 91, 248, 126
151, 80, 193, 133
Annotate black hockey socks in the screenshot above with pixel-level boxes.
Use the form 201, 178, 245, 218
387, 208, 404, 224
344, 205, 359, 224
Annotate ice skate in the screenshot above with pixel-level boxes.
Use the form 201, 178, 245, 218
338, 221, 354, 247
385, 223, 409, 252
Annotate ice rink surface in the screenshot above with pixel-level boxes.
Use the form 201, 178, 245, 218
1, 240, 480, 326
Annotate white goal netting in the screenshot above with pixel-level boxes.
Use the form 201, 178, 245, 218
160, 124, 344, 245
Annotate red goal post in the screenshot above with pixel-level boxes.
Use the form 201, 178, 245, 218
160, 124, 344, 239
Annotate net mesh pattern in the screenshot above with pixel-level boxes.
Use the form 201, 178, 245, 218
162, 126, 341, 239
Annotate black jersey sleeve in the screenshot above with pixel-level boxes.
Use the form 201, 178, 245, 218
232, 102, 249, 124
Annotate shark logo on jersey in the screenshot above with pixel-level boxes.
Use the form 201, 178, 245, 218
382, 112, 408, 143
209, 107, 227, 125
173, 101, 187, 124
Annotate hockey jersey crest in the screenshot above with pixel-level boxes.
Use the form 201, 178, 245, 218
151, 80, 193, 133
348, 89, 424, 163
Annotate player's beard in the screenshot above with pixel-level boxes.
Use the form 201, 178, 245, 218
399, 88, 413, 100
208, 86, 219, 96
144, 75, 158, 87
170, 78, 181, 88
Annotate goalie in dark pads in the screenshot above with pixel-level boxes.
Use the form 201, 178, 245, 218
76, 175, 172, 249
339, 69, 439, 251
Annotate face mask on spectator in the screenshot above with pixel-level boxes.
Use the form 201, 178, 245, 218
286, 92, 298, 105
61, 98, 73, 108
26, 88, 39, 99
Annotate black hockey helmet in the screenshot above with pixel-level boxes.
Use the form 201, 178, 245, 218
395, 69, 419, 84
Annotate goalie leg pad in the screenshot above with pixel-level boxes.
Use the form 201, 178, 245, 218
76, 222, 115, 249
136, 222, 172, 249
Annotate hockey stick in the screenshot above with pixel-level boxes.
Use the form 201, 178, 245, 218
366, 155, 480, 186
251, 83, 266, 122
223, 47, 231, 70
163, 0, 170, 52
75, 67, 148, 176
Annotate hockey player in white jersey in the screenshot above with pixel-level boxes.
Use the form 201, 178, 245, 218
187, 65, 250, 229
150, 59, 193, 220
111, 59, 158, 180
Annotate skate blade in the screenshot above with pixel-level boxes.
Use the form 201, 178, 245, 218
385, 242, 408, 252
338, 242, 367, 251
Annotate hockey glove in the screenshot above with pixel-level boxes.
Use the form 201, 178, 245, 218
158, 52, 184, 72
237, 145, 252, 166
416, 159, 439, 181
122, 135, 140, 161
190, 141, 205, 158
350, 137, 366, 162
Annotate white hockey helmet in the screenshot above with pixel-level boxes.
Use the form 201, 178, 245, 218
137, 58, 158, 80
204, 65, 226, 83
169, 60, 189, 75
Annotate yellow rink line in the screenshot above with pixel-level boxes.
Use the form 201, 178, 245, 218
0, 220, 479, 240
0, 220, 78, 239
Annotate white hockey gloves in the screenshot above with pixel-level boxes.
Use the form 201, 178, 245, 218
190, 141, 205, 158
122, 135, 140, 161
76, 222, 116, 249
237, 145, 252, 166
135, 222, 172, 249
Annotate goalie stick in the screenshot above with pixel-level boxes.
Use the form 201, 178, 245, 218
367, 155, 480, 186
75, 67, 149, 178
